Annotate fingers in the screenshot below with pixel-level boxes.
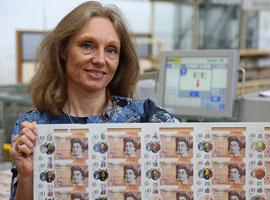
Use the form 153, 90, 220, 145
19, 125, 37, 144
16, 143, 32, 155
21, 121, 38, 136
12, 121, 38, 156
15, 135, 34, 155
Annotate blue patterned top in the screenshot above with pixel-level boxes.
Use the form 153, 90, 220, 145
10, 96, 179, 199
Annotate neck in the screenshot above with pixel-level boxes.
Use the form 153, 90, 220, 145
129, 179, 136, 185
64, 86, 109, 117
180, 179, 188, 184
130, 152, 136, 157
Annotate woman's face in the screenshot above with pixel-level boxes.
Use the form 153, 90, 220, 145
63, 17, 120, 94
72, 170, 83, 184
230, 141, 240, 155
178, 169, 188, 182
125, 142, 136, 155
177, 141, 188, 154
125, 169, 136, 183
72, 142, 83, 156
229, 168, 240, 182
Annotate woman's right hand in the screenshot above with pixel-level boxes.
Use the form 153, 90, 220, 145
9, 121, 38, 180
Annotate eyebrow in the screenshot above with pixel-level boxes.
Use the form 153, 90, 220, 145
78, 35, 120, 47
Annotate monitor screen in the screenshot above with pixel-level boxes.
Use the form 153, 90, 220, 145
157, 50, 239, 118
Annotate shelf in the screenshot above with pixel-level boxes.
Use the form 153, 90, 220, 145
240, 49, 270, 57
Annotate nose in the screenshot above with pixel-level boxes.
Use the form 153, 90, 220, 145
92, 48, 105, 66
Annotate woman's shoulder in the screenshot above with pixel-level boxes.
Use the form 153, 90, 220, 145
12, 111, 53, 140
113, 96, 145, 109
104, 96, 143, 123
111, 96, 179, 123
15, 110, 51, 124
141, 98, 179, 123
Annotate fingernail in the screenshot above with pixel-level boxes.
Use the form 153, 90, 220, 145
33, 129, 38, 135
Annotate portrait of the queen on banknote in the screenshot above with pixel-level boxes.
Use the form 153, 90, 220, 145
160, 161, 193, 185
228, 136, 245, 157
54, 164, 88, 188
176, 164, 193, 185
124, 165, 141, 186
107, 135, 141, 159
107, 163, 141, 186
123, 137, 140, 158
176, 136, 193, 158
212, 134, 245, 158
54, 136, 88, 160
212, 161, 245, 185
159, 134, 193, 158
228, 164, 245, 185
70, 137, 88, 159
71, 165, 89, 187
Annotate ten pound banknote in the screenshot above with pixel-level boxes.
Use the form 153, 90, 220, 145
34, 122, 270, 200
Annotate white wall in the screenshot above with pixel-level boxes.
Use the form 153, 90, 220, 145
153, 2, 175, 51
0, 0, 151, 84
258, 11, 270, 50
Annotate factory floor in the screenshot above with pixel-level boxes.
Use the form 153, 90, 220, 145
0, 161, 12, 200
0, 161, 11, 171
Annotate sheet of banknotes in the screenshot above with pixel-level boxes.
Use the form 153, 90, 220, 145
34, 122, 270, 200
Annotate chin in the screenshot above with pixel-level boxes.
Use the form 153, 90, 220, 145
85, 84, 106, 92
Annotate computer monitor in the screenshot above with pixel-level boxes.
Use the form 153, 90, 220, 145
157, 50, 239, 119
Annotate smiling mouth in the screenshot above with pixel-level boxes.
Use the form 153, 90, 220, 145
91, 71, 104, 75
85, 70, 105, 75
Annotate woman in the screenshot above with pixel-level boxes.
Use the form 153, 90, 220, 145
9, 1, 178, 199
70, 138, 87, 159
124, 138, 139, 158
71, 166, 87, 187
228, 164, 242, 184
228, 137, 242, 157
176, 165, 191, 185
124, 165, 140, 185
176, 137, 190, 157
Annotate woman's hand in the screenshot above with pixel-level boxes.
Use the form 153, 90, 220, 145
10, 121, 38, 200
10, 121, 38, 180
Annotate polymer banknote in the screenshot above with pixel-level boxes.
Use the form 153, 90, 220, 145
34, 122, 270, 200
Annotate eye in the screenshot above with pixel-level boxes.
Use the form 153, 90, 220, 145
106, 47, 118, 55
81, 42, 92, 50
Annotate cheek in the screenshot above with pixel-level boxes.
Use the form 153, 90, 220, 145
65, 52, 86, 76
109, 60, 119, 74
66, 59, 82, 74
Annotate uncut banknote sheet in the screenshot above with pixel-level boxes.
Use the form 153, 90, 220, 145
34, 122, 270, 200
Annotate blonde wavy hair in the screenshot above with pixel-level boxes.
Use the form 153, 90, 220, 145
28, 1, 139, 117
